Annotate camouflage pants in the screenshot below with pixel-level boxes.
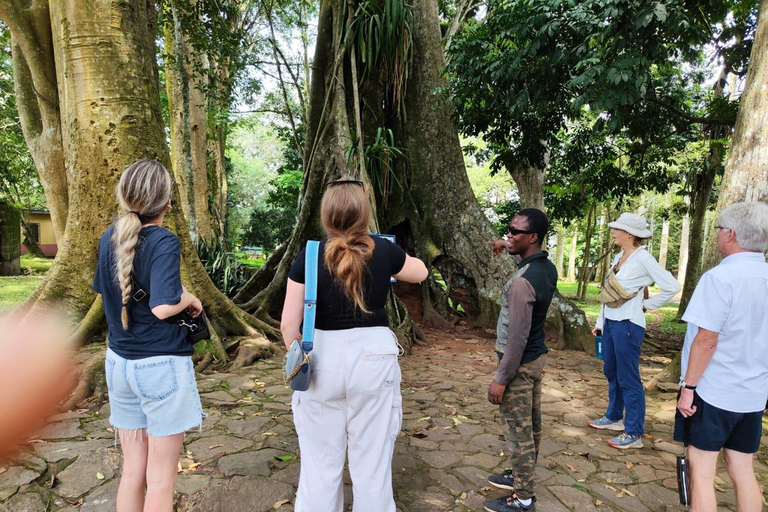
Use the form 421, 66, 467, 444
499, 354, 546, 500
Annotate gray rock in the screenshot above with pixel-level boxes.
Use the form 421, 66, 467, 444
200, 390, 237, 404
176, 474, 212, 495
225, 416, 271, 437
0, 491, 47, 512
453, 466, 492, 488
33, 439, 112, 462
403, 490, 455, 511
187, 434, 254, 461
548, 485, 602, 512
187, 476, 294, 512
37, 419, 83, 440
55, 448, 121, 498
0, 466, 40, 500
218, 449, 293, 477
416, 450, 463, 469
79, 478, 119, 512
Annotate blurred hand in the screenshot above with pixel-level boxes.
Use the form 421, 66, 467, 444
186, 296, 203, 318
0, 313, 73, 461
591, 327, 599, 336
487, 239, 509, 256
487, 380, 506, 405
676, 388, 697, 418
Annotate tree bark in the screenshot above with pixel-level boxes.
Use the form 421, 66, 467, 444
567, 228, 577, 282
658, 194, 670, 269
164, 2, 215, 244
577, 202, 596, 300
554, 225, 565, 277
510, 165, 545, 210
0, 1, 67, 241
677, 198, 690, 285
704, 0, 768, 269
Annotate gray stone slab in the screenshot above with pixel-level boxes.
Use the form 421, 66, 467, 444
79, 478, 119, 512
187, 434, 254, 461
0, 491, 47, 512
0, 466, 40, 500
218, 448, 293, 477
403, 490, 455, 511
33, 439, 112, 462
416, 450, 463, 469
200, 390, 237, 404
452, 466, 492, 488
225, 416, 272, 437
176, 474, 212, 495
548, 485, 602, 512
187, 476, 294, 512
55, 448, 121, 499
36, 419, 83, 440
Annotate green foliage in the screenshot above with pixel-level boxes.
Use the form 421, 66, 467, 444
242, 206, 296, 252
0, 25, 45, 209
0, 276, 44, 310
194, 239, 249, 297
446, 0, 757, 218
346, 127, 405, 199
345, 0, 413, 116
20, 255, 53, 276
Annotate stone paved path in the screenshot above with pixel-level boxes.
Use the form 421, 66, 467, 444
1, 329, 766, 511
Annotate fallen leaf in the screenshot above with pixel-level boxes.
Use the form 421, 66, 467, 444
275, 455, 294, 462
566, 464, 578, 473
262, 432, 276, 436
54, 448, 69, 453
621, 488, 635, 497
605, 485, 618, 492
459, 492, 467, 500
417, 416, 431, 422
208, 444, 223, 449
96, 472, 105, 480
595, 500, 603, 506
274, 498, 291, 508
625, 462, 633, 469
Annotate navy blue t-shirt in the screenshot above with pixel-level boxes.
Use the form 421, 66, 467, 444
93, 225, 189, 359
287, 236, 406, 330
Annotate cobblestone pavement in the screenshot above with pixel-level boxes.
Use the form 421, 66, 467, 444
1, 330, 766, 511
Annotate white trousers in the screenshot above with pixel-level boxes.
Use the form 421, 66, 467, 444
292, 327, 403, 512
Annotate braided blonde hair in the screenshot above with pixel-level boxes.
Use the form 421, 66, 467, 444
111, 159, 173, 329
321, 182, 375, 313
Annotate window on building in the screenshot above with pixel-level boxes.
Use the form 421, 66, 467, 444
28, 223, 40, 243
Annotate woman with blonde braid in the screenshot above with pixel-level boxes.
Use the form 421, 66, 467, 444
93, 159, 204, 512
281, 179, 428, 512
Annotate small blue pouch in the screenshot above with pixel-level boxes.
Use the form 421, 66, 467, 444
284, 240, 319, 391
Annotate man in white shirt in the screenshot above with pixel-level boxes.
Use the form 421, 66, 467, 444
675, 201, 768, 512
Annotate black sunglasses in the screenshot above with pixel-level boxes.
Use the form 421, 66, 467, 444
327, 179, 364, 188
506, 227, 535, 237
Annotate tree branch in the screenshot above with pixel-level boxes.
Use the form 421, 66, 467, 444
645, 97, 735, 126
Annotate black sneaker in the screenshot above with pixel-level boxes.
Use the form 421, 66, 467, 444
483, 494, 536, 512
487, 469, 515, 490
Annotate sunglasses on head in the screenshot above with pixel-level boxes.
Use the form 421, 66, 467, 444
506, 227, 535, 237
327, 179, 364, 188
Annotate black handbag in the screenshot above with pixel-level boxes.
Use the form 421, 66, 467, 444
131, 276, 210, 343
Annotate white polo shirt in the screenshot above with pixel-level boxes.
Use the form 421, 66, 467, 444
680, 251, 768, 413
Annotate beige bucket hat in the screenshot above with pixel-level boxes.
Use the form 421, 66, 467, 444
608, 212, 652, 238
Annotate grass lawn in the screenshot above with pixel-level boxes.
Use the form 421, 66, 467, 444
558, 279, 685, 335
233, 252, 266, 269
0, 255, 53, 310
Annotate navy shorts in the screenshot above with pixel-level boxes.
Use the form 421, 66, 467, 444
673, 390, 764, 453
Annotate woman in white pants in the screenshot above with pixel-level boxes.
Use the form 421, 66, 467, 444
281, 179, 428, 512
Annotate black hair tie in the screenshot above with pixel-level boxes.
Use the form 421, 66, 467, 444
128, 211, 141, 216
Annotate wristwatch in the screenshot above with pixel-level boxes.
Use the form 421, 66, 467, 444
679, 380, 697, 390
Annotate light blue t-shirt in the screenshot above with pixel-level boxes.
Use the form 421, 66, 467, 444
681, 251, 768, 413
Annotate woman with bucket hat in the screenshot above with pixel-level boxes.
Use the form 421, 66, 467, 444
587, 212, 681, 449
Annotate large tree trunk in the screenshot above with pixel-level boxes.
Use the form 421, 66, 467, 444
652, 0, 768, 390
677, 67, 728, 317
677, 199, 690, 284
577, 202, 596, 300
567, 228, 577, 282
510, 165, 545, 210
164, 2, 216, 244
554, 225, 565, 277
0, 1, 67, 241
3, 2, 273, 399
658, 194, 670, 269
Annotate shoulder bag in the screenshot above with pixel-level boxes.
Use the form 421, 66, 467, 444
131, 276, 210, 343
284, 240, 319, 391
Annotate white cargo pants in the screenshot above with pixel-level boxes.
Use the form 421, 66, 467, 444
291, 326, 403, 512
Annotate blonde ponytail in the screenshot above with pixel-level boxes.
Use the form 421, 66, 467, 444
321, 182, 375, 313
111, 159, 173, 329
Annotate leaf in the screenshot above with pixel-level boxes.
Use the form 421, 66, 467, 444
459, 492, 467, 500
96, 472, 105, 480
595, 499, 603, 506
275, 455, 294, 462
570, 484, 588, 492
208, 444, 223, 449
274, 498, 291, 508
625, 461, 633, 469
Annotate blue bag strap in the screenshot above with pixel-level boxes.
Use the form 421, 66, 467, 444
301, 240, 320, 352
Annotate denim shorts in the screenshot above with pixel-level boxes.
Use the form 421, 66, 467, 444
105, 348, 204, 437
